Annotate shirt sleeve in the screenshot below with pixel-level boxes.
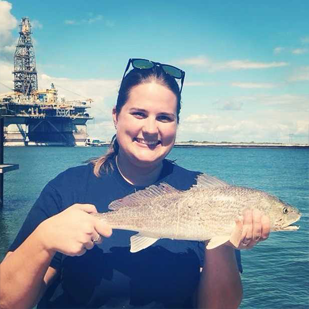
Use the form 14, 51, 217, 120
8, 182, 64, 270
235, 249, 243, 273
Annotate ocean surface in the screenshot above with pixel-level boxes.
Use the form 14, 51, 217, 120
1, 146, 309, 309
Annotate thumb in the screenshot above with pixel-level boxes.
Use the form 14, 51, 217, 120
229, 217, 243, 248
94, 217, 113, 238
75, 203, 98, 214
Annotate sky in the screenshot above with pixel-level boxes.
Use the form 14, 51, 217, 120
0, 0, 308, 143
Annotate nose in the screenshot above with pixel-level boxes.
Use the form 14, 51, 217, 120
142, 117, 158, 136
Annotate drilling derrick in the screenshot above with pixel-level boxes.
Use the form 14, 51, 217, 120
13, 17, 38, 96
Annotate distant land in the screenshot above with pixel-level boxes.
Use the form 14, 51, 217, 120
173, 141, 309, 148
86, 139, 309, 148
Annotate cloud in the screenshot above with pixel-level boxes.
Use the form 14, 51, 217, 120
31, 19, 43, 29
64, 14, 114, 27
185, 81, 217, 87
256, 94, 309, 110
184, 114, 219, 124
273, 47, 285, 54
178, 115, 260, 142
64, 15, 103, 25
87, 15, 103, 24
214, 100, 243, 111
179, 56, 210, 66
231, 82, 277, 89
294, 120, 309, 136
0, 60, 14, 92
217, 60, 288, 70
39, 74, 120, 140
177, 92, 309, 143
178, 108, 308, 143
64, 20, 76, 25
215, 94, 309, 110
104, 20, 115, 28
39, 74, 119, 104
289, 66, 309, 82
0, 1, 17, 31
301, 36, 309, 44
0, 0, 18, 61
273, 44, 309, 55
292, 48, 308, 55
178, 56, 288, 71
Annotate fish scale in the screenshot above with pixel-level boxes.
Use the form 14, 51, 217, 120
94, 174, 301, 253
101, 192, 181, 235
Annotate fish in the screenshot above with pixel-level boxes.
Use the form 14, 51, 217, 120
93, 174, 301, 253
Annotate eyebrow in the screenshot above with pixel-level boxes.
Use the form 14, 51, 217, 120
129, 108, 147, 113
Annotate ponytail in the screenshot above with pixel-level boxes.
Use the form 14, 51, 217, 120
91, 135, 119, 177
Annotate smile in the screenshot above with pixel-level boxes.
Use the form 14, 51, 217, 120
134, 138, 161, 146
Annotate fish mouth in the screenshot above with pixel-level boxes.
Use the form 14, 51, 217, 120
281, 213, 302, 231
281, 224, 300, 231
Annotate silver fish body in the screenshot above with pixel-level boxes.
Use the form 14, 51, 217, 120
94, 174, 301, 252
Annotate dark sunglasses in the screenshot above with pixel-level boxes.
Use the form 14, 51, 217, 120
122, 58, 185, 93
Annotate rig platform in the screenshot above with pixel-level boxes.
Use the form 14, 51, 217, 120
0, 17, 92, 146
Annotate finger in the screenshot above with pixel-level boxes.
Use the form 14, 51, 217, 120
241, 209, 253, 245
75, 248, 87, 257
252, 209, 262, 242
261, 215, 271, 240
94, 236, 103, 245
75, 203, 98, 214
91, 233, 102, 245
83, 239, 95, 251
72, 244, 87, 257
94, 219, 113, 238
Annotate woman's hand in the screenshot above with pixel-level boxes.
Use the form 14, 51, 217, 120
37, 204, 112, 256
228, 209, 270, 250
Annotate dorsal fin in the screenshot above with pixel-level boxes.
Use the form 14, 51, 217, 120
108, 182, 180, 211
193, 173, 230, 189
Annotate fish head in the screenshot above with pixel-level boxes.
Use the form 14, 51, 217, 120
267, 196, 302, 231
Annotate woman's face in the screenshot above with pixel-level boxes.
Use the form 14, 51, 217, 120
113, 82, 178, 169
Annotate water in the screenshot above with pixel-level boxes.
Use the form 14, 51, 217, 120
1, 146, 309, 309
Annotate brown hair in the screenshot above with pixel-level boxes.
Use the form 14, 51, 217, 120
92, 66, 182, 177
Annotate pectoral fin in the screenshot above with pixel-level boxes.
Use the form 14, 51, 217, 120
206, 235, 230, 249
130, 233, 159, 253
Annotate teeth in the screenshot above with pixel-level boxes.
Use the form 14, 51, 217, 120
135, 138, 159, 146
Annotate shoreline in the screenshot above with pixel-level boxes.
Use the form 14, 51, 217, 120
173, 142, 309, 149
4, 142, 309, 148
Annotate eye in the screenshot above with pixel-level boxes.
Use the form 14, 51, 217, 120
157, 114, 175, 123
283, 207, 289, 214
132, 111, 146, 119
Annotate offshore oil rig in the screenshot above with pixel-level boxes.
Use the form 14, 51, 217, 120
0, 17, 92, 146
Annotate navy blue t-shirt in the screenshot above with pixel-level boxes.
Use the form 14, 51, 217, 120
9, 159, 242, 308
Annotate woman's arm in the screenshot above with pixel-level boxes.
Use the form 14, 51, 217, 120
0, 204, 112, 309
197, 209, 270, 309
0, 233, 58, 309
198, 246, 242, 309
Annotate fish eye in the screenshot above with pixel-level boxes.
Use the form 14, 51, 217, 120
283, 207, 289, 214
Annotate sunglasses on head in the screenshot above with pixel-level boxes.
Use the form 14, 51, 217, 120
122, 58, 185, 93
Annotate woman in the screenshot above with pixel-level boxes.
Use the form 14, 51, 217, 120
0, 58, 270, 309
